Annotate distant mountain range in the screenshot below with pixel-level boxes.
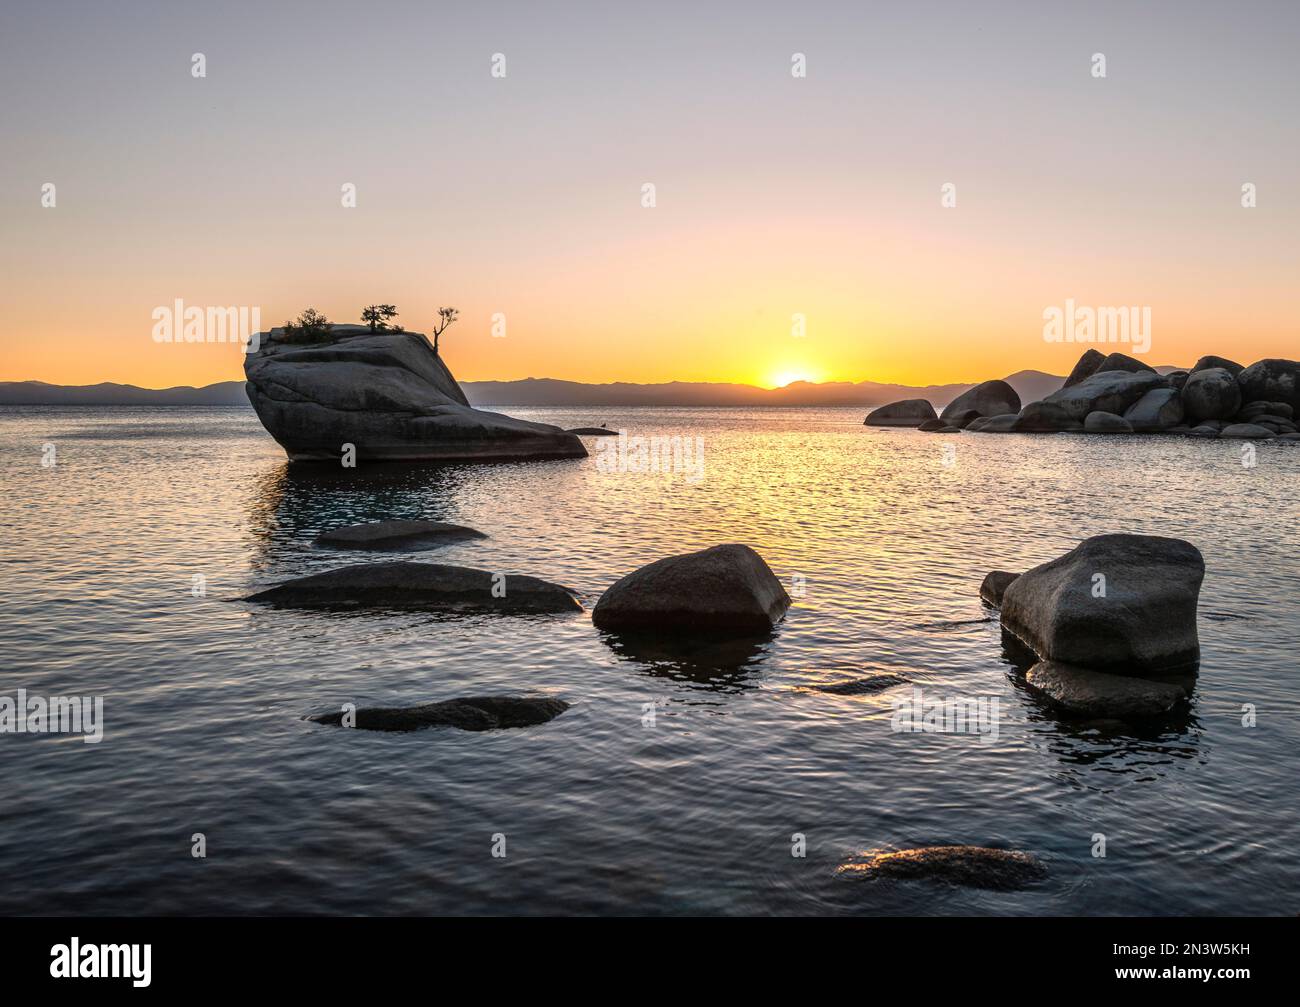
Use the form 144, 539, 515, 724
0, 367, 1182, 409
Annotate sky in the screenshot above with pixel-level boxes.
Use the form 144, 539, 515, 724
1, 0, 1297, 389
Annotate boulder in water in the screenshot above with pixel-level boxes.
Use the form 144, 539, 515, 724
864, 399, 937, 426
592, 544, 790, 634
1042, 369, 1165, 420
244, 325, 586, 463
999, 534, 1203, 673
979, 570, 1020, 606
940, 380, 1021, 423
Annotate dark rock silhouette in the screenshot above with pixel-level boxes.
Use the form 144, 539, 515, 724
1000, 534, 1203, 674
864, 399, 938, 426
244, 325, 586, 463
246, 561, 581, 613
314, 519, 486, 550
309, 695, 570, 732
593, 544, 790, 634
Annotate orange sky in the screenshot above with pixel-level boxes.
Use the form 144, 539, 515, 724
2, 3, 1296, 390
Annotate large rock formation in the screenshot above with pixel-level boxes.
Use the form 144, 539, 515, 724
999, 534, 1203, 673
939, 380, 1020, 423
244, 325, 586, 462
1095, 351, 1155, 375
1191, 354, 1244, 376
1040, 369, 1166, 420
245, 561, 582, 613
864, 399, 937, 426
592, 544, 790, 634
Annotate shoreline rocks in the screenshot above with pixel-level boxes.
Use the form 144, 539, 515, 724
939, 380, 1020, 423
837, 846, 1047, 890
863, 354, 1300, 442
246, 561, 582, 613
592, 544, 790, 634
314, 519, 486, 550
309, 695, 570, 732
864, 399, 937, 426
244, 325, 586, 463
999, 534, 1203, 673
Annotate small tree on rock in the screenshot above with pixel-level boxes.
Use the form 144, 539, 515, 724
432, 307, 459, 354
361, 304, 399, 331
281, 307, 334, 343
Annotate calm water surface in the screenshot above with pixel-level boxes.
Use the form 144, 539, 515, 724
1, 405, 1296, 915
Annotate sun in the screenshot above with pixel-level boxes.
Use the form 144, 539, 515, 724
768, 368, 819, 389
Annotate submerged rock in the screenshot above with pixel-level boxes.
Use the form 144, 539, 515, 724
592, 544, 790, 634
979, 570, 1021, 606
309, 695, 570, 732
808, 673, 908, 695
940, 380, 1021, 423
1182, 367, 1242, 421
244, 325, 586, 463
246, 561, 582, 613
837, 846, 1047, 890
917, 418, 947, 431
1025, 661, 1186, 718
864, 399, 937, 426
314, 519, 486, 550
999, 534, 1203, 673
567, 427, 620, 436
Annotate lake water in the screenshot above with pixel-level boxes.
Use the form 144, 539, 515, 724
1, 405, 1296, 915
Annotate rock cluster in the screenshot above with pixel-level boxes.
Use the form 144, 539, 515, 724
867, 354, 1300, 439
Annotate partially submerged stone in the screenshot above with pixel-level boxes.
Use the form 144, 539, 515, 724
314, 519, 486, 550
808, 673, 908, 695
837, 846, 1047, 890
309, 695, 570, 732
246, 561, 582, 613
1026, 661, 1187, 718
939, 380, 1020, 423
